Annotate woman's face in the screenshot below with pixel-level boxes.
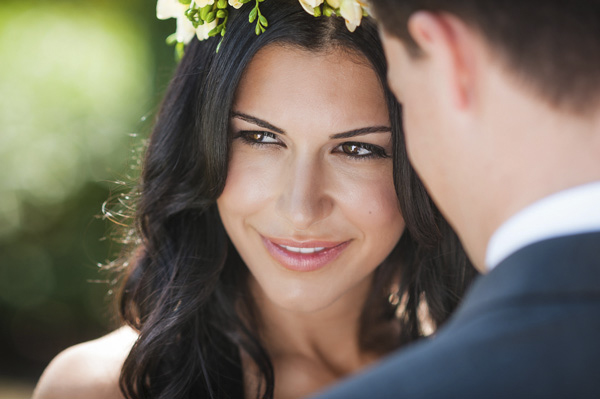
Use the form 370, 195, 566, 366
217, 44, 405, 313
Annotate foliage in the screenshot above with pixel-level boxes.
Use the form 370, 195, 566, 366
0, 0, 175, 385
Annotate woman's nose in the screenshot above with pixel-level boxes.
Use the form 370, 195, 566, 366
275, 155, 334, 231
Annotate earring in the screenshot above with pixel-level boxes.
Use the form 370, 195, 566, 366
388, 283, 406, 319
388, 284, 401, 306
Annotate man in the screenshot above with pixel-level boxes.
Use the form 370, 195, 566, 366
313, 1, 600, 397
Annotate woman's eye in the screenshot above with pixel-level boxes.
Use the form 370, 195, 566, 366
239, 131, 280, 145
342, 143, 372, 156
335, 142, 389, 159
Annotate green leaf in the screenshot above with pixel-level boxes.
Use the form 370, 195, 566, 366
313, 5, 322, 17
178, 0, 192, 4
217, 0, 228, 8
258, 14, 268, 27
255, 21, 261, 35
217, 10, 227, 18
323, 4, 334, 17
206, 11, 216, 23
249, 7, 258, 23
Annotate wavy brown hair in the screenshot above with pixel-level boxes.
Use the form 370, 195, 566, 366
115, 1, 478, 398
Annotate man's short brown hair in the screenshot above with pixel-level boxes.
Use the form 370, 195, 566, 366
371, 0, 600, 114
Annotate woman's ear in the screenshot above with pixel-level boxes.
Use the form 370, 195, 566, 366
407, 11, 478, 111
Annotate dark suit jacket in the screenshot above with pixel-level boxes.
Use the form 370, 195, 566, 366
312, 232, 600, 398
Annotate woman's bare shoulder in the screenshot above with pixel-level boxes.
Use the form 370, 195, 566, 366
32, 326, 138, 399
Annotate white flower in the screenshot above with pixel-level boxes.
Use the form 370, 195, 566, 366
339, 0, 362, 32
177, 14, 198, 43
156, 0, 186, 20
157, 0, 196, 43
303, 0, 324, 7
298, 0, 318, 15
196, 19, 218, 41
228, 0, 244, 9
325, 0, 340, 9
196, 0, 215, 7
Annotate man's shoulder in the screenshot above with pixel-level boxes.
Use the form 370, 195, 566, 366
32, 326, 138, 399
311, 243, 600, 399
314, 303, 600, 398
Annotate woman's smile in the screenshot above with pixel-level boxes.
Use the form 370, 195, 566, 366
261, 235, 352, 272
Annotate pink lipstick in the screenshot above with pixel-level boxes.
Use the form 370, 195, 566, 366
261, 236, 351, 272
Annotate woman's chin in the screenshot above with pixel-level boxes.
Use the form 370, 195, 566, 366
253, 282, 341, 314
274, 297, 338, 314
262, 279, 369, 316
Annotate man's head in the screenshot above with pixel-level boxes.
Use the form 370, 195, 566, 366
372, 1, 600, 112
371, 0, 600, 269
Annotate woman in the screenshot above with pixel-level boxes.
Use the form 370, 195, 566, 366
33, 1, 477, 398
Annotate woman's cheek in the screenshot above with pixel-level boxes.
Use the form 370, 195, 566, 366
338, 160, 399, 211
219, 146, 280, 213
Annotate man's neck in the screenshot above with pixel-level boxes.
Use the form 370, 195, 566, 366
457, 101, 600, 271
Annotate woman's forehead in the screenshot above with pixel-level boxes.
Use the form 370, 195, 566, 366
233, 44, 389, 132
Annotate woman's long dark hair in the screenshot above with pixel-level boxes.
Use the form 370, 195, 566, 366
116, 1, 478, 398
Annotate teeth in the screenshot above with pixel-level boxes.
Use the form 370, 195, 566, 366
279, 245, 326, 254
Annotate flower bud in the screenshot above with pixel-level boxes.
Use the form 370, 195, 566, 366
200, 4, 212, 20
249, 6, 258, 22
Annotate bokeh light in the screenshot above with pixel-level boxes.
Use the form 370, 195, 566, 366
0, 1, 174, 395
0, 3, 151, 237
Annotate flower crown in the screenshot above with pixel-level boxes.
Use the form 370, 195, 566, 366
157, 0, 369, 57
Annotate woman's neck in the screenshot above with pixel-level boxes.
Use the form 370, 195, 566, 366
241, 274, 383, 398
249, 274, 378, 375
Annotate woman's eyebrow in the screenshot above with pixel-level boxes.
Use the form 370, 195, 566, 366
232, 112, 391, 139
329, 126, 392, 139
231, 112, 285, 134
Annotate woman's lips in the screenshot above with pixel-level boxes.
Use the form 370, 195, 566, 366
261, 236, 351, 272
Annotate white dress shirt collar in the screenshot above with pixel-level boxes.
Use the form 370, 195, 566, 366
486, 181, 600, 270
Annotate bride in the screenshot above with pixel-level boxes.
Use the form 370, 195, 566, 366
33, 0, 476, 398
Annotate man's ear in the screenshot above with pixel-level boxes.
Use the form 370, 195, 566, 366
407, 11, 477, 110
379, 29, 408, 103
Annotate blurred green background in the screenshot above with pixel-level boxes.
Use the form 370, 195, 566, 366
0, 0, 177, 396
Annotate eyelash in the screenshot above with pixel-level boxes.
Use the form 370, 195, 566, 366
334, 142, 390, 159
235, 130, 390, 160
